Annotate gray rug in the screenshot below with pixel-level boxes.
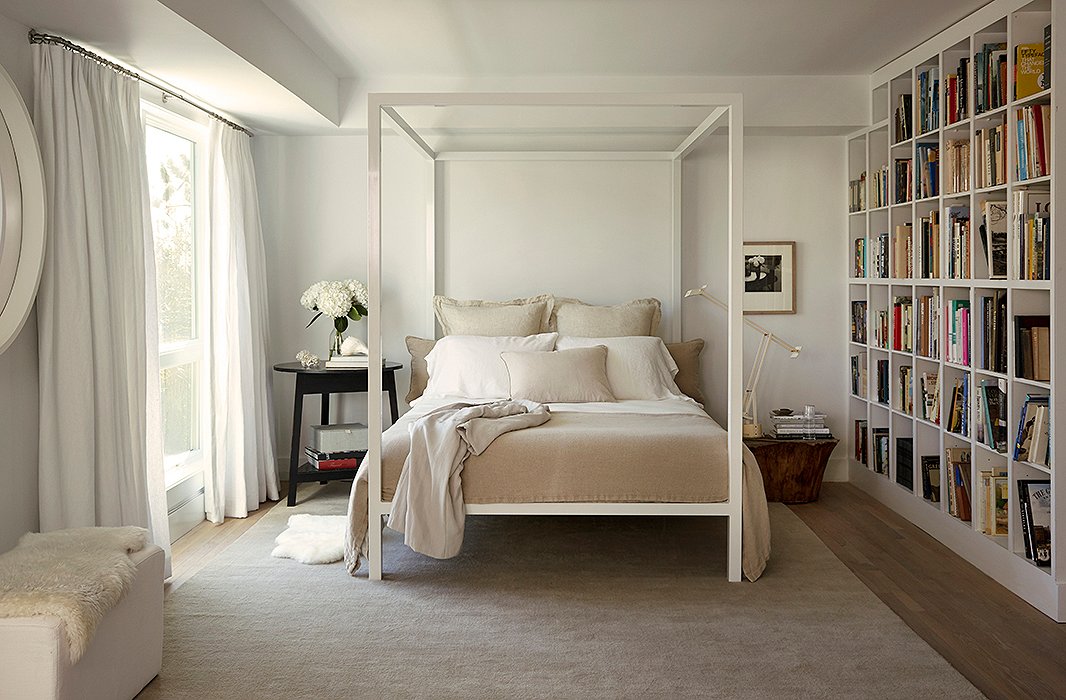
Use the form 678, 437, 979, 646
140, 483, 981, 699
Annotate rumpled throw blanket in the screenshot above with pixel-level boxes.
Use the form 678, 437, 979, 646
345, 400, 551, 572
0, 526, 148, 662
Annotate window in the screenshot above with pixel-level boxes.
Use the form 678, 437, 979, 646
144, 104, 209, 487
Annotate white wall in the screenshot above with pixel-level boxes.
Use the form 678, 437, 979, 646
255, 129, 848, 481
0, 9, 40, 552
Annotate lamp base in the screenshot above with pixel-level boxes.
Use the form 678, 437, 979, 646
743, 423, 764, 438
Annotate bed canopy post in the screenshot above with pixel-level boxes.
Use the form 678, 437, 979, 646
367, 95, 384, 581
726, 99, 744, 583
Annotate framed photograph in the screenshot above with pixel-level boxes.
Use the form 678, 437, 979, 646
743, 241, 796, 314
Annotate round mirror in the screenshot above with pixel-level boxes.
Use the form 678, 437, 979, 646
0, 61, 45, 355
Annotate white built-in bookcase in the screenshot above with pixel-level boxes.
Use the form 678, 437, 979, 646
846, 0, 1066, 620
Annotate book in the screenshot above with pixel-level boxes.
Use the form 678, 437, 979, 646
976, 469, 1009, 536
1012, 189, 1051, 280
978, 290, 1006, 373
1015, 315, 1050, 380
871, 427, 890, 474
854, 420, 869, 464
978, 201, 1007, 279
1014, 42, 1045, 100
897, 365, 913, 414
945, 447, 972, 521
946, 206, 971, 279
1014, 394, 1050, 462
896, 437, 914, 490
850, 354, 867, 398
851, 300, 867, 342
894, 159, 913, 204
876, 359, 890, 404
1043, 25, 1052, 92
920, 455, 941, 502
919, 372, 939, 424
978, 379, 1007, 453
1018, 479, 1052, 566
894, 93, 912, 143
893, 226, 913, 278
916, 144, 939, 199
304, 447, 364, 470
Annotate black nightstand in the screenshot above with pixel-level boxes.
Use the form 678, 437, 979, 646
273, 361, 402, 506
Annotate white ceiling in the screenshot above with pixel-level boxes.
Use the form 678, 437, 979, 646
0, 0, 993, 133
261, 0, 992, 78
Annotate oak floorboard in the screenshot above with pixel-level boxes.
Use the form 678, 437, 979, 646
792, 482, 1066, 700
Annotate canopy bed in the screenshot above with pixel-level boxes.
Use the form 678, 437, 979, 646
352, 93, 752, 582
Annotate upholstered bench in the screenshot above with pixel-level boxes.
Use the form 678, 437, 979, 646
0, 543, 164, 700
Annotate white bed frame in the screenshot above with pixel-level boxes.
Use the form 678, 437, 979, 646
365, 93, 744, 580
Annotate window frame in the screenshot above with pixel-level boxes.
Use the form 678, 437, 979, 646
142, 100, 212, 488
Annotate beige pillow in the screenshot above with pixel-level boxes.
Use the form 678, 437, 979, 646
550, 297, 661, 337
666, 338, 706, 405
433, 294, 553, 336
405, 336, 436, 403
501, 346, 615, 403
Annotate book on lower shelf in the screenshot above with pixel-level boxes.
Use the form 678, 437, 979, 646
977, 379, 1008, 454
946, 206, 971, 279
918, 212, 939, 278
1015, 315, 1051, 381
978, 200, 1008, 280
1014, 394, 1051, 466
1012, 189, 1051, 280
946, 298, 970, 365
1018, 479, 1052, 566
850, 354, 867, 398
850, 300, 867, 342
945, 447, 972, 521
303, 447, 365, 470
854, 420, 869, 464
975, 469, 1009, 537
895, 437, 914, 490
946, 374, 969, 436
920, 455, 941, 503
871, 427, 889, 475
978, 290, 1007, 372
919, 371, 940, 424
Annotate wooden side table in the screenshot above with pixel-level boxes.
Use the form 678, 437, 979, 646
743, 437, 839, 504
273, 361, 403, 506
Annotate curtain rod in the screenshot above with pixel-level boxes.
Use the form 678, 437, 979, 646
28, 30, 254, 137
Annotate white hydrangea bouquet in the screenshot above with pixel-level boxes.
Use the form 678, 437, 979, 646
300, 279, 369, 358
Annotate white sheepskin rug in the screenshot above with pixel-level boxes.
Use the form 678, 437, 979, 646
271, 514, 347, 564
0, 526, 148, 662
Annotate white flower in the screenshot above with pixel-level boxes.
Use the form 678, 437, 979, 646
316, 281, 352, 318
345, 279, 369, 308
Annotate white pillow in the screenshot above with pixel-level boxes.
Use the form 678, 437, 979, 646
423, 333, 559, 400
556, 335, 683, 400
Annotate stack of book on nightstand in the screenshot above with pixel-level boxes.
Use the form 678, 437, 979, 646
768, 412, 833, 440
304, 447, 364, 470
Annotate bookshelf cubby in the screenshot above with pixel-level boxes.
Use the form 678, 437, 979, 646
845, 0, 1064, 620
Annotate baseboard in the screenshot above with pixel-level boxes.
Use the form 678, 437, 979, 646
823, 455, 848, 482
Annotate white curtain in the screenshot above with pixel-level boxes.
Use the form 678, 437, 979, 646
33, 44, 171, 567
205, 121, 280, 522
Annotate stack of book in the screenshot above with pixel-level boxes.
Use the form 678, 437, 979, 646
894, 94, 912, 143
893, 225, 913, 278
943, 139, 970, 194
871, 165, 889, 208
919, 372, 940, 424
850, 355, 867, 398
876, 359, 890, 404
946, 298, 971, 365
873, 308, 890, 349
977, 379, 1008, 453
917, 67, 939, 134
768, 412, 832, 440
978, 201, 1008, 280
978, 290, 1006, 372
872, 232, 890, 278
1013, 190, 1051, 280
946, 206, 971, 279
975, 469, 1009, 536
897, 365, 913, 414
917, 212, 939, 278
892, 296, 912, 351
850, 300, 867, 343
946, 375, 969, 436
975, 42, 1007, 114
896, 437, 914, 490
944, 57, 969, 124
916, 293, 940, 358
325, 353, 371, 369
871, 428, 890, 475
852, 237, 866, 277
975, 124, 1007, 188
304, 447, 364, 470
894, 159, 913, 203
854, 420, 868, 464
916, 144, 939, 199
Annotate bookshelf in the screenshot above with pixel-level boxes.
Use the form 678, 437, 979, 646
846, 0, 1064, 620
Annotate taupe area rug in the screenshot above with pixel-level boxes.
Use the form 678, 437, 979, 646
140, 483, 981, 699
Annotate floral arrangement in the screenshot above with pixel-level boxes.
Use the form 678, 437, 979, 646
300, 279, 369, 357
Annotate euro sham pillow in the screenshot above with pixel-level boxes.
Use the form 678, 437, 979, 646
665, 338, 706, 406
550, 297, 662, 337
404, 336, 436, 403
422, 333, 558, 400
433, 294, 553, 336
556, 335, 683, 401
501, 346, 615, 403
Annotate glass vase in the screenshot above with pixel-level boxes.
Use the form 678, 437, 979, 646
328, 328, 345, 360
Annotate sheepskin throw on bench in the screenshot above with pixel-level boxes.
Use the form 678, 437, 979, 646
0, 526, 148, 661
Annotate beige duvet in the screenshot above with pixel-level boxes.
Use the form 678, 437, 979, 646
349, 398, 771, 581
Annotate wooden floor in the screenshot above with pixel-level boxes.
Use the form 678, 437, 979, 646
792, 483, 1066, 700
169, 482, 1066, 698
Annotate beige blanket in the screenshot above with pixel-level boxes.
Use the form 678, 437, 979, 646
0, 526, 148, 662
346, 402, 771, 580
